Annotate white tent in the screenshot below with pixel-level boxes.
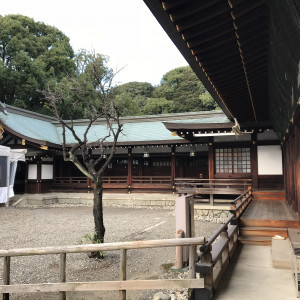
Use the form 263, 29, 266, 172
0, 146, 26, 205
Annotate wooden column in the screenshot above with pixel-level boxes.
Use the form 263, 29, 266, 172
285, 138, 291, 207
171, 146, 176, 189
37, 159, 42, 194
251, 133, 258, 189
208, 141, 214, 180
294, 126, 300, 221
25, 162, 29, 193
127, 148, 132, 191
289, 131, 296, 210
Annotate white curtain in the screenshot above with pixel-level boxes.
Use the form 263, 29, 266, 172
9, 161, 18, 198
0, 187, 8, 203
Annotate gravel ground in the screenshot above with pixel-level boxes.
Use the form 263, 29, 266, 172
0, 204, 220, 300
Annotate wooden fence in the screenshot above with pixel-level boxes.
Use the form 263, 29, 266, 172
52, 176, 173, 192
175, 178, 252, 206
0, 237, 205, 300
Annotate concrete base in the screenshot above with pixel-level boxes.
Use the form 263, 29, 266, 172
214, 244, 296, 300
10, 193, 177, 208
272, 237, 292, 269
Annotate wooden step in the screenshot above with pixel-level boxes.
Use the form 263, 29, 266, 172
239, 226, 288, 238
239, 218, 298, 228
252, 191, 285, 201
238, 236, 272, 246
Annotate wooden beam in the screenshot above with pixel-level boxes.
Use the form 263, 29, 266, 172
0, 279, 204, 293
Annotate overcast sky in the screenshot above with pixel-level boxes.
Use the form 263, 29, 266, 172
2, 0, 188, 86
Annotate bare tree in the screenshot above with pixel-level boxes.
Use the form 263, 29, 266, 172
42, 51, 122, 258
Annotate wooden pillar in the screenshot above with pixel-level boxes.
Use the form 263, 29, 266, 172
37, 159, 42, 193
127, 148, 132, 191
289, 131, 296, 210
294, 126, 300, 220
285, 138, 291, 207
25, 162, 29, 193
171, 146, 176, 188
251, 133, 258, 189
208, 141, 214, 180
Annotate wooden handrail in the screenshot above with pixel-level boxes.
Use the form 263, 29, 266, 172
200, 214, 234, 253
1, 237, 205, 299
0, 237, 205, 257
231, 189, 250, 205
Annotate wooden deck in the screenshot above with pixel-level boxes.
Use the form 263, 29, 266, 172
240, 200, 298, 229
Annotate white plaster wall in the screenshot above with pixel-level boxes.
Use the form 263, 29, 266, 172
257, 145, 283, 175
41, 165, 53, 180
28, 164, 37, 180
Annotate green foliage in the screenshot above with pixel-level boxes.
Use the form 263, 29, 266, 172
115, 93, 141, 116
144, 97, 175, 115
112, 81, 154, 112
0, 14, 75, 114
153, 66, 218, 112
44, 50, 116, 120
112, 67, 218, 116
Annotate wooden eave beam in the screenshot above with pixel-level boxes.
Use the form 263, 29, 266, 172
166, 0, 220, 22
174, 2, 230, 32
180, 15, 232, 41
231, 0, 267, 19
186, 23, 234, 48
195, 43, 238, 62
191, 34, 236, 54
161, 0, 192, 11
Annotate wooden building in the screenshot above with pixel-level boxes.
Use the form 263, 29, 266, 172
143, 0, 300, 218
0, 104, 282, 194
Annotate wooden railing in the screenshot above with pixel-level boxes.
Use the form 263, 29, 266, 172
196, 214, 238, 298
54, 177, 88, 185
175, 178, 252, 206
230, 188, 252, 220
0, 237, 205, 300
132, 176, 172, 185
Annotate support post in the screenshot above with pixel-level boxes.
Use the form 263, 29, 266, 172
171, 147, 176, 193
127, 149, 132, 193
295, 126, 300, 223
251, 133, 258, 189
3, 256, 10, 300
59, 253, 66, 300
208, 141, 214, 180
188, 245, 196, 279
119, 249, 127, 300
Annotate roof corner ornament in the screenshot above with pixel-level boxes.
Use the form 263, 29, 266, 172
232, 118, 241, 136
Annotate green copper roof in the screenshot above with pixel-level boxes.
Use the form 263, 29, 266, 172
0, 106, 227, 146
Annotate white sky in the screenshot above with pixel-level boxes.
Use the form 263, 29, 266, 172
2, 0, 188, 86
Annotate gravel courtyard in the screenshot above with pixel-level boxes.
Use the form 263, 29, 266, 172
0, 204, 219, 299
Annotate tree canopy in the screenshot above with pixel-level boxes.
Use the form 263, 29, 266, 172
113, 66, 218, 116
0, 14, 217, 117
0, 14, 75, 114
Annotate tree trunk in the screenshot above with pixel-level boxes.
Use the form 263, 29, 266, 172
91, 177, 105, 259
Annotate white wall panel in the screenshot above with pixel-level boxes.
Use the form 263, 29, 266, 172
257, 145, 282, 175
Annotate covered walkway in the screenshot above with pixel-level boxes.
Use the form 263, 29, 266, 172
214, 244, 296, 300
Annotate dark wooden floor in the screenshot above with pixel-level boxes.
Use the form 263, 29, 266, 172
242, 200, 297, 221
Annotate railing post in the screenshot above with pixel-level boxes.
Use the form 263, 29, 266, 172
3, 256, 10, 300
120, 249, 127, 300
188, 245, 196, 279
199, 245, 213, 298
59, 253, 66, 300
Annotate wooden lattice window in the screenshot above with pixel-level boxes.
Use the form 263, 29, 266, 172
215, 148, 251, 174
